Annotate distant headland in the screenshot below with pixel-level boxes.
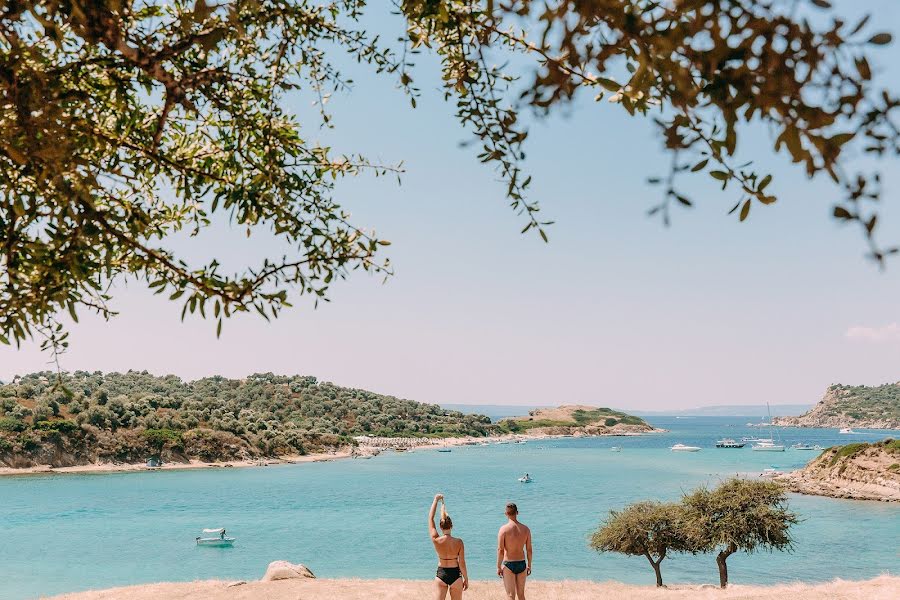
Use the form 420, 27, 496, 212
773, 384, 900, 430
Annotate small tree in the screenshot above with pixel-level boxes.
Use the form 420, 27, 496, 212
590, 501, 690, 587
682, 479, 798, 588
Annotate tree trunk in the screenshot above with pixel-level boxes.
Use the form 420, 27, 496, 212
717, 544, 736, 588
644, 552, 665, 587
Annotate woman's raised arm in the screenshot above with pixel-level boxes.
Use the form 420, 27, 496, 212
428, 493, 443, 538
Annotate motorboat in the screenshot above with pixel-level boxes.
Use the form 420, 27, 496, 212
670, 444, 701, 452
839, 428, 856, 434
518, 473, 533, 483
752, 440, 785, 452
791, 443, 817, 450
196, 528, 235, 547
741, 436, 761, 442
610, 446, 622, 452
437, 448, 452, 453
715, 439, 746, 448
760, 468, 783, 478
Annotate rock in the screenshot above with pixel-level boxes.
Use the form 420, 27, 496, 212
261, 561, 316, 581
227, 581, 247, 587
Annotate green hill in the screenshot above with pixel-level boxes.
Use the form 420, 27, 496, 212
773, 383, 900, 430
0, 371, 493, 467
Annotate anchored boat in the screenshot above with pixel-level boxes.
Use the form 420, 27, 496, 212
196, 528, 235, 547
670, 443, 701, 452
715, 439, 746, 448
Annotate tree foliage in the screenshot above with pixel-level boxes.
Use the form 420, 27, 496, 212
1, 1, 897, 350
590, 500, 691, 587
681, 478, 798, 588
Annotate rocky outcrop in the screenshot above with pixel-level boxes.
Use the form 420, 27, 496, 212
777, 440, 900, 502
772, 385, 900, 430
261, 561, 316, 581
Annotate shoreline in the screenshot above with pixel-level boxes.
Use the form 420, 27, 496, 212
45, 576, 900, 600
0, 428, 665, 478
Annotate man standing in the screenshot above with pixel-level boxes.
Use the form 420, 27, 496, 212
496, 502, 532, 600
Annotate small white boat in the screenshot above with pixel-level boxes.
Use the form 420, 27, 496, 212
839, 427, 856, 434
741, 436, 761, 442
610, 446, 622, 452
196, 528, 235, 547
518, 473, 533, 483
752, 441, 785, 452
760, 468, 783, 478
792, 443, 816, 450
716, 439, 746, 448
670, 444, 701, 452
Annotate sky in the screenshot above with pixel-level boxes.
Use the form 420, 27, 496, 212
2, 2, 900, 411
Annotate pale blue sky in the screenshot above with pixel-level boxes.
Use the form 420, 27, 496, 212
2, 2, 899, 410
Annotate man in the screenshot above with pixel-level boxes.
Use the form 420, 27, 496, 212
496, 502, 532, 600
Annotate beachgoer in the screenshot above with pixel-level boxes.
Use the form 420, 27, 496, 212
429, 493, 468, 600
497, 502, 532, 600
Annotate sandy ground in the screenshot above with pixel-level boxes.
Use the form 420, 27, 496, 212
0, 451, 351, 477
46, 576, 900, 600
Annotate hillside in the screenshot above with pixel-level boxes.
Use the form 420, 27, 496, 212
778, 439, 900, 502
0, 371, 492, 468
498, 405, 656, 435
772, 384, 900, 430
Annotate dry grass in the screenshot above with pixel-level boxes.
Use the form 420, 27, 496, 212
47, 576, 900, 600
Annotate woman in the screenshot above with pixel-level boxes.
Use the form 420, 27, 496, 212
429, 493, 468, 599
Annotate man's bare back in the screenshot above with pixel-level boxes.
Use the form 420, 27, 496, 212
498, 521, 530, 561
497, 502, 532, 600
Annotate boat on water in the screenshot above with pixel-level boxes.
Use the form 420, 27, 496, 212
839, 427, 856, 434
760, 468, 783, 478
610, 446, 622, 452
752, 440, 785, 452
518, 473, 533, 483
741, 436, 761, 442
715, 438, 746, 448
437, 449, 452, 453
670, 443, 701, 452
752, 405, 785, 452
791, 443, 820, 450
196, 528, 235, 547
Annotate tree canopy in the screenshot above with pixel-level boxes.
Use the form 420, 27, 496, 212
590, 500, 691, 587
1, 1, 897, 351
681, 478, 798, 587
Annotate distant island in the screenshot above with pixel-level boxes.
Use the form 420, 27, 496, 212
772, 384, 900, 430
779, 439, 900, 502
498, 405, 658, 436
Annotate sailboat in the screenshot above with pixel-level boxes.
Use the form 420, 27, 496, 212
752, 404, 784, 452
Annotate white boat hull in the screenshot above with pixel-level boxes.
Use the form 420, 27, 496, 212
197, 538, 235, 547
752, 445, 785, 452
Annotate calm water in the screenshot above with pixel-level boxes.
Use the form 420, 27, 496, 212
2, 417, 898, 599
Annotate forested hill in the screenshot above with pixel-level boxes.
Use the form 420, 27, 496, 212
773, 383, 900, 430
0, 371, 492, 467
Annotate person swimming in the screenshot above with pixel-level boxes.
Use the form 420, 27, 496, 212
429, 493, 468, 599
497, 502, 532, 600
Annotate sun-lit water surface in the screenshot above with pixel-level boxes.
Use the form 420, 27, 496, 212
1, 417, 898, 599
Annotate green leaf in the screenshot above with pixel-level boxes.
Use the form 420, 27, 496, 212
691, 159, 708, 172
739, 199, 751, 222
710, 171, 729, 181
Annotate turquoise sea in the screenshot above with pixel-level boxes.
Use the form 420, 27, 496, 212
2, 417, 898, 599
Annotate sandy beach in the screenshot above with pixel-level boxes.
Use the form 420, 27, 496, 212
0, 428, 665, 477
46, 576, 900, 600
0, 450, 352, 477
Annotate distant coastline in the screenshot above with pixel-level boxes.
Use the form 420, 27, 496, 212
0, 428, 664, 478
